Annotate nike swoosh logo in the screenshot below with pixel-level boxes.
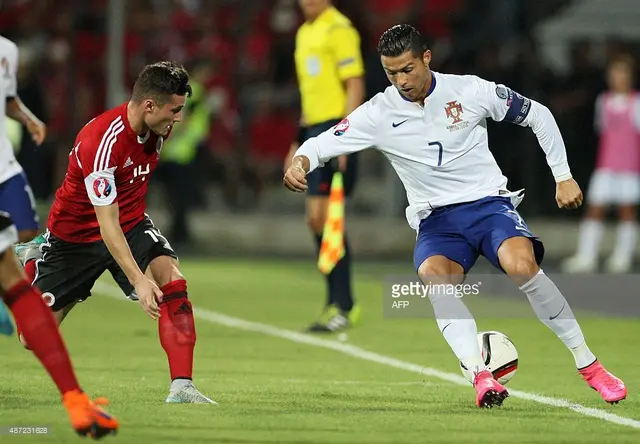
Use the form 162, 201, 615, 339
392, 119, 408, 127
549, 302, 566, 320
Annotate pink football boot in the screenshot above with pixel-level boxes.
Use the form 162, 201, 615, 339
474, 370, 509, 408
579, 360, 627, 404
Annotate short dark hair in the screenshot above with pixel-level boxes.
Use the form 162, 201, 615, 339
377, 24, 428, 58
131, 61, 192, 104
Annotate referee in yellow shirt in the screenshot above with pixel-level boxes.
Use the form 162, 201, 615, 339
286, 0, 365, 332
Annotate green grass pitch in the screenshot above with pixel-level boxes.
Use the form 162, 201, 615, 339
1, 260, 639, 443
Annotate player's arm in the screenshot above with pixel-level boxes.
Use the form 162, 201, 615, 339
284, 100, 377, 192
4, 45, 46, 145
80, 143, 162, 319
476, 78, 582, 209
330, 23, 366, 170
94, 204, 145, 287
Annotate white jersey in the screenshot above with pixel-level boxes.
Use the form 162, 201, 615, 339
0, 36, 23, 184
295, 71, 572, 230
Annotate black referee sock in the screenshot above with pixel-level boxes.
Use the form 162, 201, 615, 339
328, 234, 354, 312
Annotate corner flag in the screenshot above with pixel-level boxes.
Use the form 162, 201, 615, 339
318, 172, 345, 274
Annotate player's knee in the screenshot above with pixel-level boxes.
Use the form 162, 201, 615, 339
417, 257, 464, 285
18, 229, 39, 244
306, 215, 326, 234
501, 255, 539, 281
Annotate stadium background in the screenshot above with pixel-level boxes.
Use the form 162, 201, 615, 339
2, 0, 640, 263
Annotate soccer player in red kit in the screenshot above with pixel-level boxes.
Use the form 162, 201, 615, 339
19, 61, 215, 404
0, 211, 119, 438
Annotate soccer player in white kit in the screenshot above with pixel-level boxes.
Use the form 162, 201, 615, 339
284, 24, 627, 408
0, 36, 46, 335
562, 54, 640, 274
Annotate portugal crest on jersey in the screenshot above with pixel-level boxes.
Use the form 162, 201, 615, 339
445, 100, 468, 132
445, 101, 464, 124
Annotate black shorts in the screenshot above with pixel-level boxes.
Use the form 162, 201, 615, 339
34, 216, 177, 311
301, 119, 358, 197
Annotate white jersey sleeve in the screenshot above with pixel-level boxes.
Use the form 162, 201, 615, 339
474, 76, 572, 182
294, 100, 377, 173
4, 42, 18, 98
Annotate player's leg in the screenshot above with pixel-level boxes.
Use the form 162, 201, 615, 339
605, 172, 639, 273
414, 208, 508, 408
305, 157, 359, 332
605, 203, 638, 272
0, 213, 118, 438
561, 170, 610, 273
0, 171, 39, 242
146, 255, 215, 404
482, 198, 626, 403
116, 217, 215, 404
14, 233, 89, 349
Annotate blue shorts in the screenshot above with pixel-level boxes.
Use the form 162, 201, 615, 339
302, 119, 358, 197
413, 196, 544, 274
0, 172, 39, 232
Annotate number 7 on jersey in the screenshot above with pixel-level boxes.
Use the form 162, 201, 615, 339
428, 141, 443, 167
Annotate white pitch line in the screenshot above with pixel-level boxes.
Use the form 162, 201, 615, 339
283, 379, 437, 386
93, 282, 640, 430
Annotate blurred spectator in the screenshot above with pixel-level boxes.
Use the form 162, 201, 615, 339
3, 0, 639, 226
14, 44, 52, 200
157, 59, 214, 244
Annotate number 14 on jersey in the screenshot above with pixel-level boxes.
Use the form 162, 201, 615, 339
129, 164, 150, 184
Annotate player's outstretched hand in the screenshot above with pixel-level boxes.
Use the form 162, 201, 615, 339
26, 119, 47, 146
134, 277, 163, 320
283, 164, 308, 192
556, 178, 583, 209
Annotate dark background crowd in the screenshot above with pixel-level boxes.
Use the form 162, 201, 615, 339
3, 0, 639, 229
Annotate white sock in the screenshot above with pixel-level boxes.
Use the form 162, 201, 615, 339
576, 219, 604, 262
520, 269, 596, 368
170, 378, 192, 392
428, 284, 486, 373
610, 221, 638, 263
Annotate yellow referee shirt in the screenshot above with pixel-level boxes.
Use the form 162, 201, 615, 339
294, 6, 364, 126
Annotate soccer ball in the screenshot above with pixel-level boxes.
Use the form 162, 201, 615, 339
459, 331, 518, 385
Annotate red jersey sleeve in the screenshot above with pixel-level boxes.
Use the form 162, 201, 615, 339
76, 116, 126, 207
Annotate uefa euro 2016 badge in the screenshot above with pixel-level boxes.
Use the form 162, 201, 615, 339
306, 56, 321, 76
333, 118, 350, 136
92, 177, 112, 199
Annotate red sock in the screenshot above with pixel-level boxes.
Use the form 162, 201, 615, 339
24, 259, 36, 283
158, 279, 196, 380
3, 280, 80, 395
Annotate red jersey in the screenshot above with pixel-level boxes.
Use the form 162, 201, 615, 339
49, 103, 168, 243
